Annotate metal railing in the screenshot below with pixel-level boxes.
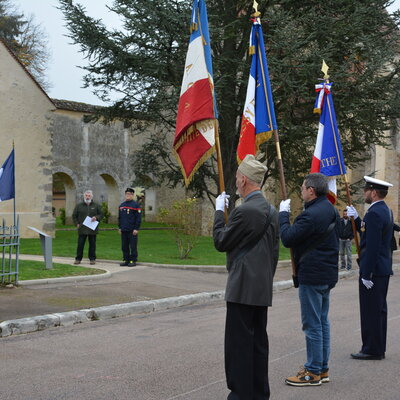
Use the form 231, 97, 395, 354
1, 217, 20, 284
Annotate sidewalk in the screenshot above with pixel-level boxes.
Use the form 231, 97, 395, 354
0, 252, 398, 337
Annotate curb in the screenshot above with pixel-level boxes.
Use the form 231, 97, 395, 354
0, 291, 225, 338
19, 270, 111, 286
2, 264, 398, 338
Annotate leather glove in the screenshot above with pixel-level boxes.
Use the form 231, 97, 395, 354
216, 192, 230, 212
361, 278, 374, 289
346, 205, 358, 219
279, 199, 291, 213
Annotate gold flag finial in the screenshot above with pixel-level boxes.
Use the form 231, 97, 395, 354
321, 60, 329, 80
252, 0, 261, 17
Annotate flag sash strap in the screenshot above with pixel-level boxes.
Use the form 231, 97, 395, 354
237, 19, 277, 162
174, 0, 217, 185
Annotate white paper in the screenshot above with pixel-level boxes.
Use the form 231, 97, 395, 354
82, 216, 99, 231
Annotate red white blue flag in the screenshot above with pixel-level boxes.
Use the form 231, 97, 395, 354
174, 0, 217, 185
311, 82, 346, 203
0, 149, 15, 202
237, 18, 277, 162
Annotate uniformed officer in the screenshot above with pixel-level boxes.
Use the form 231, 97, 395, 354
118, 188, 142, 266
347, 176, 394, 360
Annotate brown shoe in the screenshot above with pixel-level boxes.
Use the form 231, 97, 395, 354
74, 260, 81, 265
320, 369, 329, 383
285, 367, 321, 386
90, 260, 95, 265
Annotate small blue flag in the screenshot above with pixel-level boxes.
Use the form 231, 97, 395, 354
0, 149, 15, 201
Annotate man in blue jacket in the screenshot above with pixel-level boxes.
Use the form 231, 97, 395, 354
279, 173, 339, 387
347, 176, 394, 360
118, 188, 142, 266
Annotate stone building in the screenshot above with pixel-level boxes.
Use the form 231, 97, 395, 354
0, 37, 398, 239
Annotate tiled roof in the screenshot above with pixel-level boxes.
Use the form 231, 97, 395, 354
51, 99, 102, 113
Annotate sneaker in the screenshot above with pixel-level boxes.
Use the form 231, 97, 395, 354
74, 260, 81, 265
119, 261, 129, 266
285, 367, 321, 386
128, 261, 136, 267
320, 369, 329, 383
90, 260, 96, 265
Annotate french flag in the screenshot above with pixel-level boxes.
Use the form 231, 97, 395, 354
174, 0, 216, 185
311, 82, 346, 204
237, 18, 277, 162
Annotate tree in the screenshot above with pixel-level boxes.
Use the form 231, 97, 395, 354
58, 0, 400, 206
0, 0, 51, 90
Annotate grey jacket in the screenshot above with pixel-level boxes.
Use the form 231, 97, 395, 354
213, 192, 280, 306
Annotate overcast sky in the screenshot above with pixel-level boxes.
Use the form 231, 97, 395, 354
13, 0, 400, 107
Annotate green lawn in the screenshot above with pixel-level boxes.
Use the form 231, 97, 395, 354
20, 223, 291, 265
4, 260, 105, 281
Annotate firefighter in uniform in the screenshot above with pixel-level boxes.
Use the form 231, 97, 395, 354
118, 188, 142, 266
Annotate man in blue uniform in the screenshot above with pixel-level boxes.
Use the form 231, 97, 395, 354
118, 188, 142, 266
347, 176, 394, 360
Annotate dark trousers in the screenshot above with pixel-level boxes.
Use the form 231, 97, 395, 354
359, 275, 390, 356
76, 235, 96, 261
225, 302, 270, 400
121, 231, 138, 262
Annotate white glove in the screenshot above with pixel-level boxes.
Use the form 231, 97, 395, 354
279, 199, 291, 213
361, 278, 374, 289
346, 205, 358, 219
216, 192, 230, 212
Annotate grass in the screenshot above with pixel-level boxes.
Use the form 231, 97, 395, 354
20, 222, 292, 265
4, 260, 105, 281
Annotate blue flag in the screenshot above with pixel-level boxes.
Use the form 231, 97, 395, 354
311, 83, 346, 176
237, 18, 277, 162
0, 149, 15, 201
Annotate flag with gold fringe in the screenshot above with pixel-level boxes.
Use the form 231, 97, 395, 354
174, 0, 217, 185
237, 15, 277, 162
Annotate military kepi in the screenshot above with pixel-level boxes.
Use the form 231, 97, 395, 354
125, 187, 135, 193
364, 176, 393, 191
238, 154, 268, 185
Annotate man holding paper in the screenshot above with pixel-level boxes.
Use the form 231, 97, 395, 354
72, 190, 103, 265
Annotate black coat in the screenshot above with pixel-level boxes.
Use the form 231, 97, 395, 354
338, 218, 354, 240
279, 196, 339, 287
213, 192, 280, 307
355, 201, 393, 278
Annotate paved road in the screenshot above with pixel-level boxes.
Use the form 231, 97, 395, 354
0, 255, 295, 322
1, 273, 399, 400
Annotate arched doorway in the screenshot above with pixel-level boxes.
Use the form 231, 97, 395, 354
53, 172, 76, 225
99, 173, 120, 224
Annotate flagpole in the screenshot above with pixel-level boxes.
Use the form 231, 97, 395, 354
252, 3, 295, 277
12, 141, 16, 228
321, 62, 360, 256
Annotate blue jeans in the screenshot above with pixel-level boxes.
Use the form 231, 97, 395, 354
299, 284, 331, 374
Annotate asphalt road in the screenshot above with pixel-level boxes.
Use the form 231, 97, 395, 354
1, 273, 399, 400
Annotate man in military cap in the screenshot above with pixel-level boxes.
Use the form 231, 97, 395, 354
118, 188, 142, 267
213, 154, 279, 400
347, 176, 394, 360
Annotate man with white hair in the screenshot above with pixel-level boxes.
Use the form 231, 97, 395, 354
72, 190, 103, 265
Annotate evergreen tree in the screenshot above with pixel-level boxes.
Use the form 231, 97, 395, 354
59, 0, 400, 204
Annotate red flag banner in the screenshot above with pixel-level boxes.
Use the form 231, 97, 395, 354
174, 0, 217, 185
